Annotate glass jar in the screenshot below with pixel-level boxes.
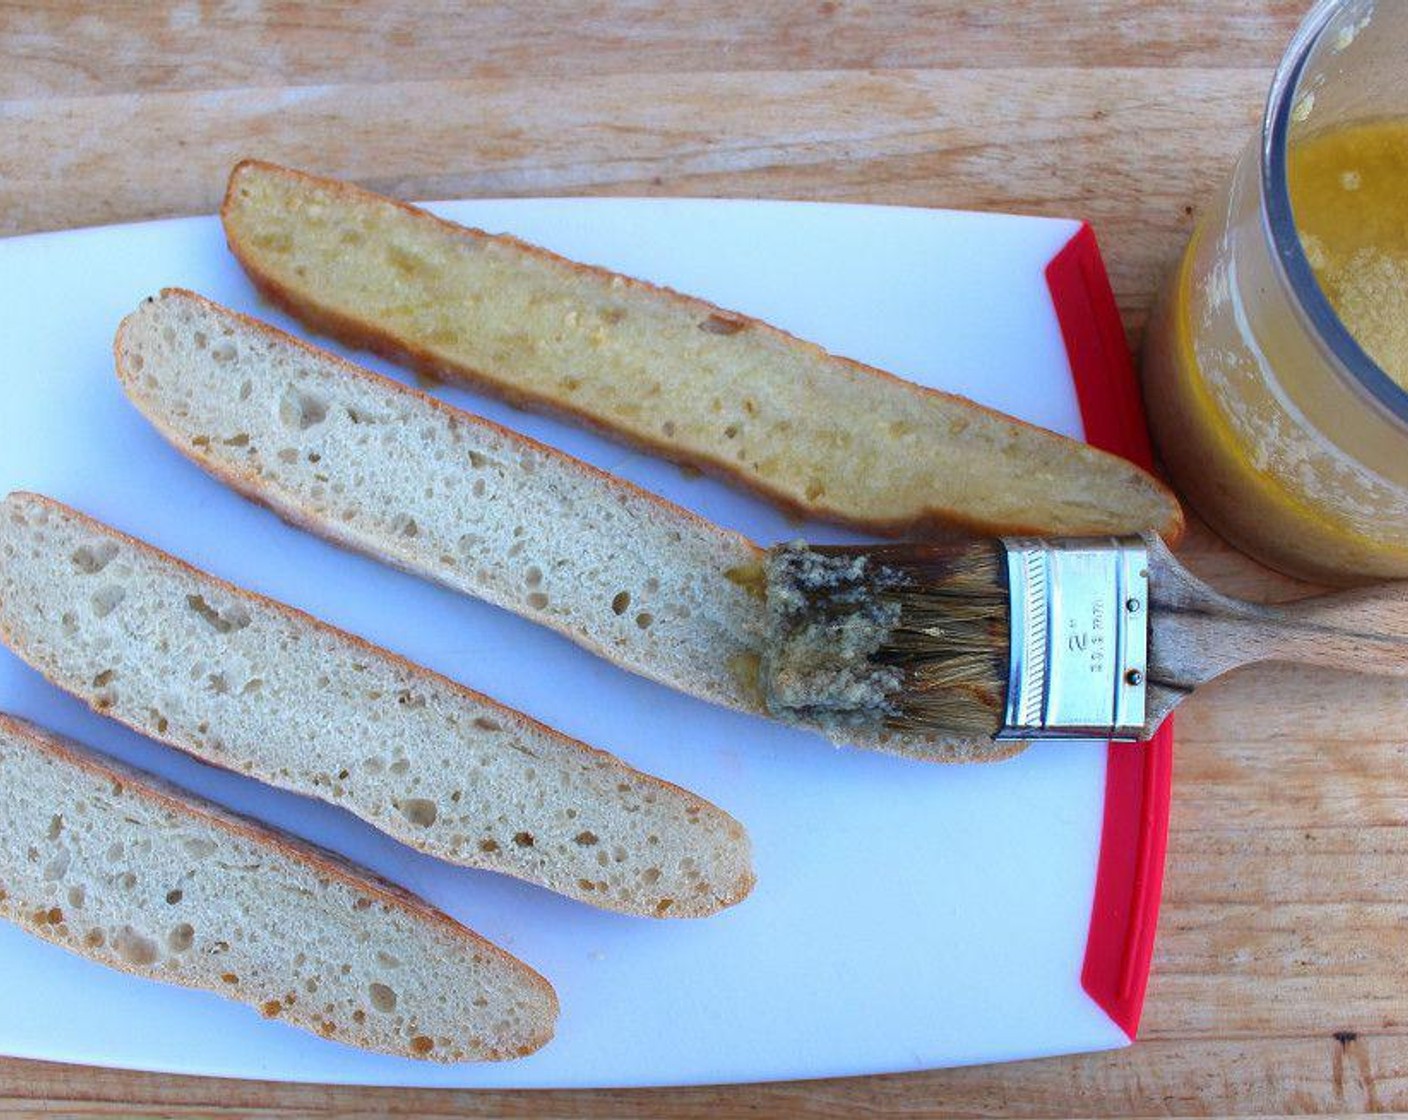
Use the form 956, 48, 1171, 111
1141, 0, 1408, 585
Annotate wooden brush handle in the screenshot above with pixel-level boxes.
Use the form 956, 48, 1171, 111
1149, 566, 1408, 688
1248, 581, 1408, 674
1145, 536, 1408, 690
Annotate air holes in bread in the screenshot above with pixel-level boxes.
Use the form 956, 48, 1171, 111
185, 594, 251, 633
369, 982, 398, 1012
43, 848, 70, 881
279, 386, 328, 430
398, 799, 437, 828
113, 925, 159, 966
71, 542, 118, 574
91, 585, 126, 618
183, 838, 217, 859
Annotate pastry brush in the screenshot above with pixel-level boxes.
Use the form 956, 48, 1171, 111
761, 536, 1408, 741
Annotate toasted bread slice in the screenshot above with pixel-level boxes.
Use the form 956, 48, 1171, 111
220, 159, 1183, 542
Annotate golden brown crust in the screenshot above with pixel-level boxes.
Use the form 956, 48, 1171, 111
221, 159, 1184, 545
0, 710, 557, 1060
1, 492, 755, 912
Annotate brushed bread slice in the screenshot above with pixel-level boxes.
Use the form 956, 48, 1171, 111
0, 493, 754, 918
221, 158, 1184, 542
0, 711, 556, 1061
115, 290, 1019, 764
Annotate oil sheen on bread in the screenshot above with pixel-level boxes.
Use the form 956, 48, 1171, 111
220, 159, 1184, 543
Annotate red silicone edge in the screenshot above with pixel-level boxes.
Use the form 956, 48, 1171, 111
1044, 222, 1175, 1041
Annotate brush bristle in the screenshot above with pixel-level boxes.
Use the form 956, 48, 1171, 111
762, 541, 1010, 736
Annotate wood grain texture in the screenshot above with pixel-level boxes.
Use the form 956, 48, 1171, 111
7, 1, 1400, 1116
1147, 537, 1408, 731
0, 1, 1300, 98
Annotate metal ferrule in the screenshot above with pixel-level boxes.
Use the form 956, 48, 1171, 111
997, 537, 1149, 741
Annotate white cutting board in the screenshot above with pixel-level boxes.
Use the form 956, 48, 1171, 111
0, 198, 1137, 1087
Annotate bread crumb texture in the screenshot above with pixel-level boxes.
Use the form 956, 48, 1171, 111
0, 493, 754, 917
0, 712, 556, 1061
117, 289, 766, 713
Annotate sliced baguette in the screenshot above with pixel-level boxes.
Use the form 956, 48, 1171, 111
115, 290, 1019, 764
221, 158, 1183, 543
0, 493, 754, 918
0, 711, 556, 1061
117, 288, 767, 715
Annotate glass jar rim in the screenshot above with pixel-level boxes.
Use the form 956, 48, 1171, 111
1260, 0, 1408, 426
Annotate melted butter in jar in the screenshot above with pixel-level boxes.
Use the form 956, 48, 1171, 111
1143, 115, 1408, 584
1291, 119, 1408, 388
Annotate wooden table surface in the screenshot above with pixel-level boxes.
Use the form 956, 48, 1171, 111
5, 2, 1406, 1116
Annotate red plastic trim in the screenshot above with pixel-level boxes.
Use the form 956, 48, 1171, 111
1044, 222, 1176, 1041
